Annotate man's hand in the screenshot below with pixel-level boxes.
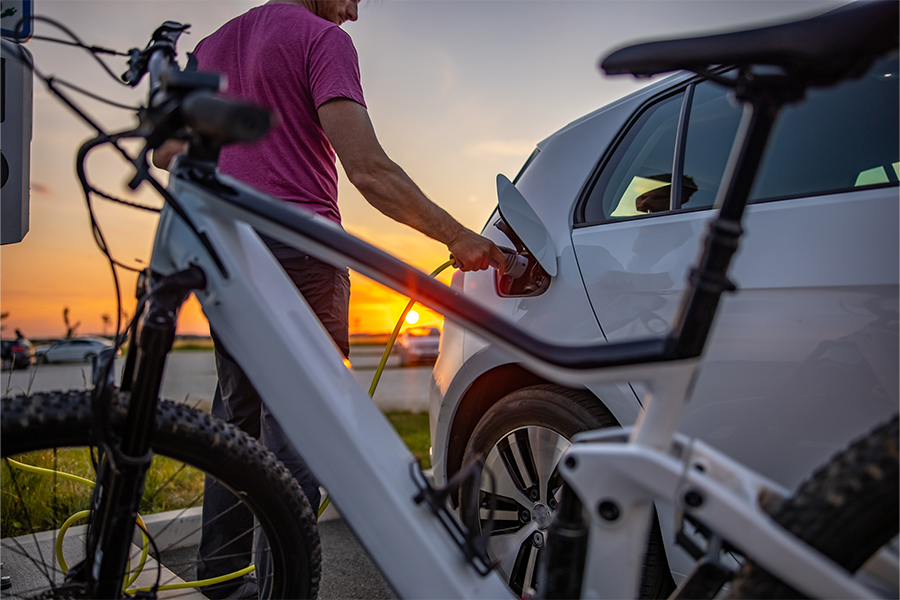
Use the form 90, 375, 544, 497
152, 140, 188, 170
448, 229, 507, 273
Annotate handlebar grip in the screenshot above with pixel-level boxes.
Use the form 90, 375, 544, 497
181, 92, 272, 144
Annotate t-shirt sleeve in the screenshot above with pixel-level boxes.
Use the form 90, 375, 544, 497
308, 26, 366, 109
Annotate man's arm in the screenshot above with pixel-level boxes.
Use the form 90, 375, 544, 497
318, 98, 505, 272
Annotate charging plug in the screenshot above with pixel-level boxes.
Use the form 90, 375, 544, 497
499, 247, 528, 279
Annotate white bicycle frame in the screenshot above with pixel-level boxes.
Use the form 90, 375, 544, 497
145, 149, 889, 598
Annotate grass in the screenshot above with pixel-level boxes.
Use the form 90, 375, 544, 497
1, 411, 430, 537
170, 339, 216, 351
1, 450, 205, 539
384, 411, 431, 470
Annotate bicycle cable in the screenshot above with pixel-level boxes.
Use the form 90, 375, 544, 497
16, 15, 222, 431
9, 17, 150, 384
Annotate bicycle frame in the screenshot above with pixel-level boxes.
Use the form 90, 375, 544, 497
131, 85, 885, 599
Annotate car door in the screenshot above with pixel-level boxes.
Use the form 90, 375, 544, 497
54, 339, 88, 361
571, 55, 899, 489
52, 340, 79, 361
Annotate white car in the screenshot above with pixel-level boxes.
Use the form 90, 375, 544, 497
36, 337, 116, 364
395, 326, 441, 366
430, 50, 898, 594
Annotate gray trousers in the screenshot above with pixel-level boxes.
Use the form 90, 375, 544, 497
198, 241, 350, 599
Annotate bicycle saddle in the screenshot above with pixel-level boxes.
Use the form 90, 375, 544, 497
601, 0, 899, 87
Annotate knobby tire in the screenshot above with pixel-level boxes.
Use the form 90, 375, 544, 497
729, 415, 899, 598
1, 389, 321, 599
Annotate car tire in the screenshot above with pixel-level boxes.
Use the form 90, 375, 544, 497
459, 384, 675, 598
83, 352, 97, 364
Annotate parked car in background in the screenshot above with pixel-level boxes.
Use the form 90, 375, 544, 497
430, 51, 899, 594
1, 332, 35, 370
396, 326, 441, 366
35, 337, 117, 364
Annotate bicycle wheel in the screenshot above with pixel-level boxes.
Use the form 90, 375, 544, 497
1, 390, 320, 599
729, 414, 899, 599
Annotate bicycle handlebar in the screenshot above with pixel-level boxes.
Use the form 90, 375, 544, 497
122, 22, 272, 150
180, 93, 273, 145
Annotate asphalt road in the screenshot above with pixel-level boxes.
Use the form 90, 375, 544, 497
1, 517, 396, 599
154, 518, 396, 600
1, 346, 432, 413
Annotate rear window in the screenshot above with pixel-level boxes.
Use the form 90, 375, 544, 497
579, 53, 899, 224
750, 54, 899, 201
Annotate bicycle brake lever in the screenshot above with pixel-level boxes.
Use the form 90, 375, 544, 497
121, 21, 190, 87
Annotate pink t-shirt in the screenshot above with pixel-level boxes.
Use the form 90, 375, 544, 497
193, 3, 366, 224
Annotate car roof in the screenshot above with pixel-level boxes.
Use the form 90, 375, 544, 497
536, 71, 690, 150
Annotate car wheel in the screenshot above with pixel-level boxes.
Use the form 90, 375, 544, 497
83, 352, 97, 364
459, 384, 675, 598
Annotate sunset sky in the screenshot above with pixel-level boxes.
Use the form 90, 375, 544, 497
1, 0, 842, 339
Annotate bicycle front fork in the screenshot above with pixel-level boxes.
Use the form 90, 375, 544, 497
76, 265, 206, 598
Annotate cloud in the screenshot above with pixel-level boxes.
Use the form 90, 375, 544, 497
465, 139, 535, 158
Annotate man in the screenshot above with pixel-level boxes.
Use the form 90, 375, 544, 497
155, 1, 505, 597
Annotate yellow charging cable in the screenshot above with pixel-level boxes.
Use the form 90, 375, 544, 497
318, 260, 453, 523
368, 260, 453, 397
5, 458, 151, 591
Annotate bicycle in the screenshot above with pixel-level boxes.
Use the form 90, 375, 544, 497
1, 1, 897, 598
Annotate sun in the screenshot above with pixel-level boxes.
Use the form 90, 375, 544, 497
405, 310, 420, 325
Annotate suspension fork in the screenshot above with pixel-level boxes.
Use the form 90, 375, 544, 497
79, 265, 206, 598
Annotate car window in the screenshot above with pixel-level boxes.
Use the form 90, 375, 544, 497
751, 53, 899, 201
581, 91, 684, 222
580, 54, 898, 224
680, 80, 743, 211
